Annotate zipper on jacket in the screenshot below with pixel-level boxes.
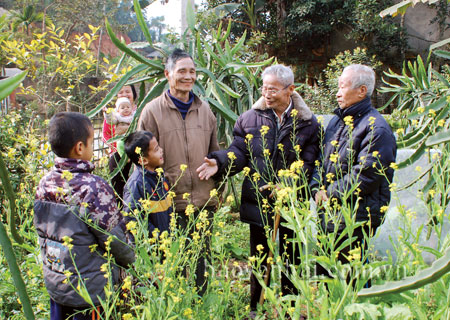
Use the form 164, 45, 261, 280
260, 112, 280, 162
180, 110, 193, 191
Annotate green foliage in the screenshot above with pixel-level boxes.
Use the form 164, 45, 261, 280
0, 66, 34, 320
201, 0, 406, 67
301, 47, 383, 114
1, 23, 117, 115
358, 246, 450, 297
10, 5, 52, 35
90, 2, 272, 147
380, 53, 450, 177
345, 0, 407, 63
0, 71, 27, 101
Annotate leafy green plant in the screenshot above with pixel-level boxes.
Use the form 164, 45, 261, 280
0, 71, 34, 320
88, 0, 272, 145
1, 22, 116, 116
380, 51, 450, 203
10, 5, 52, 35
358, 246, 450, 297
301, 47, 383, 114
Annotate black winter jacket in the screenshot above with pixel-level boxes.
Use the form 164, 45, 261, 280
310, 97, 397, 229
210, 92, 321, 227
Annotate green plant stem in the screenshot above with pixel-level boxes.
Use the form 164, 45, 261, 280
0, 152, 24, 244
333, 278, 353, 318
0, 221, 34, 319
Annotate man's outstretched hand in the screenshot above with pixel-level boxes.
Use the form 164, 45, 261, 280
197, 157, 218, 180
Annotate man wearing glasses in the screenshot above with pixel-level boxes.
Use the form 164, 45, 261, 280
197, 64, 321, 315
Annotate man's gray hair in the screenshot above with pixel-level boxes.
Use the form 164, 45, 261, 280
262, 64, 294, 87
165, 48, 195, 73
343, 64, 376, 97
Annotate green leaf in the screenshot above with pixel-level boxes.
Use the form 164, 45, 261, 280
133, 0, 153, 47
196, 33, 206, 67
220, 18, 232, 42
358, 245, 450, 298
105, 18, 163, 70
396, 140, 427, 169
379, 1, 412, 18
203, 42, 226, 68
426, 130, 450, 146
114, 52, 127, 74
383, 304, 413, 320
431, 68, 450, 88
204, 3, 240, 18
226, 58, 274, 69
231, 30, 247, 56
86, 63, 149, 117
206, 97, 238, 124
433, 49, 450, 60
216, 80, 240, 98
186, 0, 195, 32
0, 71, 27, 101
396, 122, 430, 149
408, 96, 448, 120
417, 54, 429, 89
344, 303, 381, 319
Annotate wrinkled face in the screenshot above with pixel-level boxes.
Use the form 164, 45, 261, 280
142, 137, 164, 171
117, 85, 134, 104
261, 74, 293, 111
336, 70, 365, 109
118, 102, 132, 117
165, 57, 196, 95
80, 128, 94, 162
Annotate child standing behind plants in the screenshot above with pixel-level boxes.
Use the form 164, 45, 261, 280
123, 131, 172, 239
34, 112, 135, 320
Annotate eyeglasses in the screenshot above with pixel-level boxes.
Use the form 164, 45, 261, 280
259, 84, 290, 96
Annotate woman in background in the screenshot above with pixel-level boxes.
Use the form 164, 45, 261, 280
102, 84, 137, 206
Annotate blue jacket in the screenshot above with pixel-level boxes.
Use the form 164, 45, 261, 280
123, 166, 172, 235
210, 92, 321, 227
311, 97, 397, 229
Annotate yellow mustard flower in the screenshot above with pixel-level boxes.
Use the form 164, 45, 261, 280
61, 170, 73, 181
260, 125, 270, 136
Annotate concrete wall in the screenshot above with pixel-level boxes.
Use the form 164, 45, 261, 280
400, 2, 450, 55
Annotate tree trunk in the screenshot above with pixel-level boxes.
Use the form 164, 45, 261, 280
276, 0, 286, 48
181, 0, 195, 34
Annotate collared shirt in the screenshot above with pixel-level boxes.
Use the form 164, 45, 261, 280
272, 99, 293, 129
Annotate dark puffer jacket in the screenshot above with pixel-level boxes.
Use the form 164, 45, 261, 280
210, 92, 321, 227
311, 97, 397, 229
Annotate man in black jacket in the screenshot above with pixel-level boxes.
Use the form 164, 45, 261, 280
197, 64, 321, 311
311, 64, 397, 279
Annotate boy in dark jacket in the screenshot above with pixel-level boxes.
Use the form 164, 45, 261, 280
34, 112, 135, 320
123, 131, 172, 238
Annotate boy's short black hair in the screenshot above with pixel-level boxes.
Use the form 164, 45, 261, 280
124, 131, 155, 165
49, 112, 93, 158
